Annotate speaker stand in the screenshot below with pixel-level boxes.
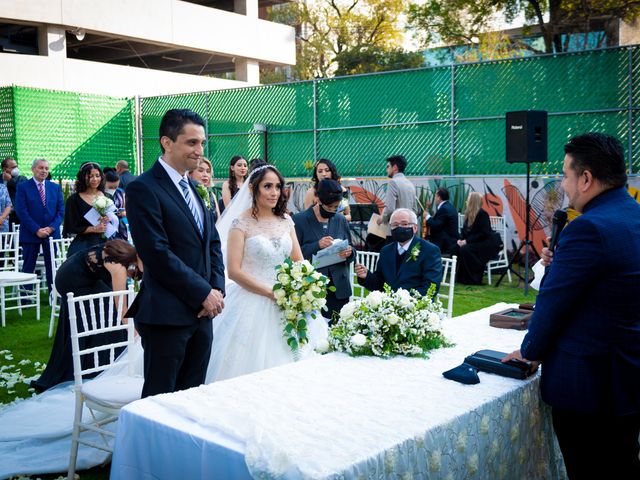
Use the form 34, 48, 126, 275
496, 162, 539, 295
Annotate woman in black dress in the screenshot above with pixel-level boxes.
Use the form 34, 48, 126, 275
31, 239, 142, 392
455, 192, 501, 285
64, 162, 110, 256
293, 179, 355, 322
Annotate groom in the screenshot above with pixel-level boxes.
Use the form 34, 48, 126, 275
126, 109, 225, 398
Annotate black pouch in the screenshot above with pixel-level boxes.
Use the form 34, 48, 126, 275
442, 362, 480, 385
464, 349, 533, 380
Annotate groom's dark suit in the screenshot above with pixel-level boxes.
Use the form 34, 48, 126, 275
359, 237, 442, 295
126, 160, 225, 397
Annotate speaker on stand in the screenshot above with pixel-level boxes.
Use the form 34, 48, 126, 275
496, 110, 547, 295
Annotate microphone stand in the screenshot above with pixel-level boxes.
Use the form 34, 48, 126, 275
496, 162, 539, 295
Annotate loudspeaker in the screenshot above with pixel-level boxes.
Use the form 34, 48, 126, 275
506, 110, 548, 163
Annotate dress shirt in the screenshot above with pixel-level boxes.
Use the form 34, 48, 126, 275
158, 157, 204, 228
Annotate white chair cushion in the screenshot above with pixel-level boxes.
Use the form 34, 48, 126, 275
82, 374, 144, 409
0, 272, 39, 284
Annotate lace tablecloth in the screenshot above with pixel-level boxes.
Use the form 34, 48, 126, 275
116, 303, 565, 479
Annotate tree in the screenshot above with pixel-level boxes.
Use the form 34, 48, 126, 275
334, 46, 425, 75
407, 0, 640, 55
270, 0, 409, 79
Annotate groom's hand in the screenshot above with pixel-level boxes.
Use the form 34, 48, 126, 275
200, 289, 224, 318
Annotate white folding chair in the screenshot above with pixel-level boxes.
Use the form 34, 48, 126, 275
438, 255, 457, 318
48, 237, 74, 337
486, 216, 512, 285
0, 231, 40, 327
350, 250, 380, 299
67, 286, 141, 480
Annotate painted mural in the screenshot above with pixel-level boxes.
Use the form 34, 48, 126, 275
281, 176, 640, 257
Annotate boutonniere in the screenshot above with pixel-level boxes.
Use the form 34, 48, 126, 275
195, 183, 211, 210
406, 244, 421, 262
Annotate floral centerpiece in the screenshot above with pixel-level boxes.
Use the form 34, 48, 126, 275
328, 285, 449, 357
272, 258, 333, 356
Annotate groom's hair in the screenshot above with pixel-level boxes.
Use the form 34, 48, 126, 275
159, 109, 206, 153
250, 165, 288, 219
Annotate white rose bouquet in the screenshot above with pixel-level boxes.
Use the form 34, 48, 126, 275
273, 258, 333, 355
328, 284, 449, 357
93, 195, 115, 216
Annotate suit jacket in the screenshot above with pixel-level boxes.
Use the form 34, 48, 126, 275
359, 237, 442, 295
14, 178, 64, 243
426, 201, 459, 254
382, 173, 417, 223
521, 187, 640, 416
126, 161, 225, 327
118, 171, 137, 190
292, 208, 356, 300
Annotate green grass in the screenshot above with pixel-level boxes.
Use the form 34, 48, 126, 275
0, 277, 534, 479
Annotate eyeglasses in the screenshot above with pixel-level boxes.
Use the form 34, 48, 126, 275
320, 202, 340, 212
389, 222, 416, 229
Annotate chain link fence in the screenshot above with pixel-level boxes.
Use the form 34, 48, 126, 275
140, 45, 640, 179
0, 86, 136, 179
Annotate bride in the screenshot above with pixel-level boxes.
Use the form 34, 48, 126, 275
207, 163, 326, 381
0, 163, 327, 479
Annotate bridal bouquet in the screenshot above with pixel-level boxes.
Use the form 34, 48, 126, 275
273, 259, 332, 354
328, 285, 449, 357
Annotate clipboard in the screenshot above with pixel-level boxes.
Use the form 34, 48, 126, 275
367, 213, 390, 239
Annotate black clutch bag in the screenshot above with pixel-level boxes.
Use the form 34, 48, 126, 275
464, 349, 533, 380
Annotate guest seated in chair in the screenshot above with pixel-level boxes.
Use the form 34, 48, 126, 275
31, 239, 143, 392
454, 192, 501, 285
354, 208, 441, 295
425, 187, 459, 255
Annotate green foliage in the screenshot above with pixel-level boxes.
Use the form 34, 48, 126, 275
334, 46, 424, 76
407, 0, 640, 55
269, 0, 408, 79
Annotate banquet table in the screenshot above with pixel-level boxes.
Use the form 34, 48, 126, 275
110, 303, 565, 479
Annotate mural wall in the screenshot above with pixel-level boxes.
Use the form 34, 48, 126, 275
278, 175, 640, 254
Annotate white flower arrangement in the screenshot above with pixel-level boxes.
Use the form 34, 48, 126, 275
328, 284, 449, 357
273, 258, 333, 354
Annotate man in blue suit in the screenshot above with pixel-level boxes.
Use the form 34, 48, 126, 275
14, 159, 64, 293
126, 109, 225, 398
355, 208, 441, 295
505, 133, 640, 479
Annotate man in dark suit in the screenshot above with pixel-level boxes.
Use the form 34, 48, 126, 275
355, 208, 441, 295
425, 187, 459, 254
14, 159, 64, 293
504, 133, 640, 479
126, 109, 225, 398
115, 160, 137, 190
293, 179, 355, 322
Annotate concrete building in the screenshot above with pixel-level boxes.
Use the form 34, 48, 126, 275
0, 0, 296, 96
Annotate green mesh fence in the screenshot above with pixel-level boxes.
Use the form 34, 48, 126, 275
0, 87, 16, 161
8, 86, 135, 179
140, 45, 640, 177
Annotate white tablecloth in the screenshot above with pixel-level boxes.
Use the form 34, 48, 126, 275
110, 303, 565, 479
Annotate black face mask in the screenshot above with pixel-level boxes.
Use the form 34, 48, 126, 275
319, 205, 336, 219
391, 226, 414, 243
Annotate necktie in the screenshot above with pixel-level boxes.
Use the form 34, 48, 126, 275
178, 178, 203, 235
37, 183, 46, 207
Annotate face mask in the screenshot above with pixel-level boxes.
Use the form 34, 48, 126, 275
10, 167, 19, 178
391, 226, 414, 243
319, 205, 336, 219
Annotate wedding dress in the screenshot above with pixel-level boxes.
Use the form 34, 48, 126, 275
0, 164, 327, 479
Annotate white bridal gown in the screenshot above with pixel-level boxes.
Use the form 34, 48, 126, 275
0, 214, 327, 479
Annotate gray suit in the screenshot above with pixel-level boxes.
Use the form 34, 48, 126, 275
382, 173, 417, 223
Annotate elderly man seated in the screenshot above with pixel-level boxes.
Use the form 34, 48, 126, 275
355, 208, 442, 295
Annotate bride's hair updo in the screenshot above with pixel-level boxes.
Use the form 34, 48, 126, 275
249, 165, 288, 219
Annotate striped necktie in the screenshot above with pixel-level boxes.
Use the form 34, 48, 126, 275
178, 178, 203, 235
37, 182, 46, 207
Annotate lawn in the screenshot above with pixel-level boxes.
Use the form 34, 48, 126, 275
0, 276, 535, 479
